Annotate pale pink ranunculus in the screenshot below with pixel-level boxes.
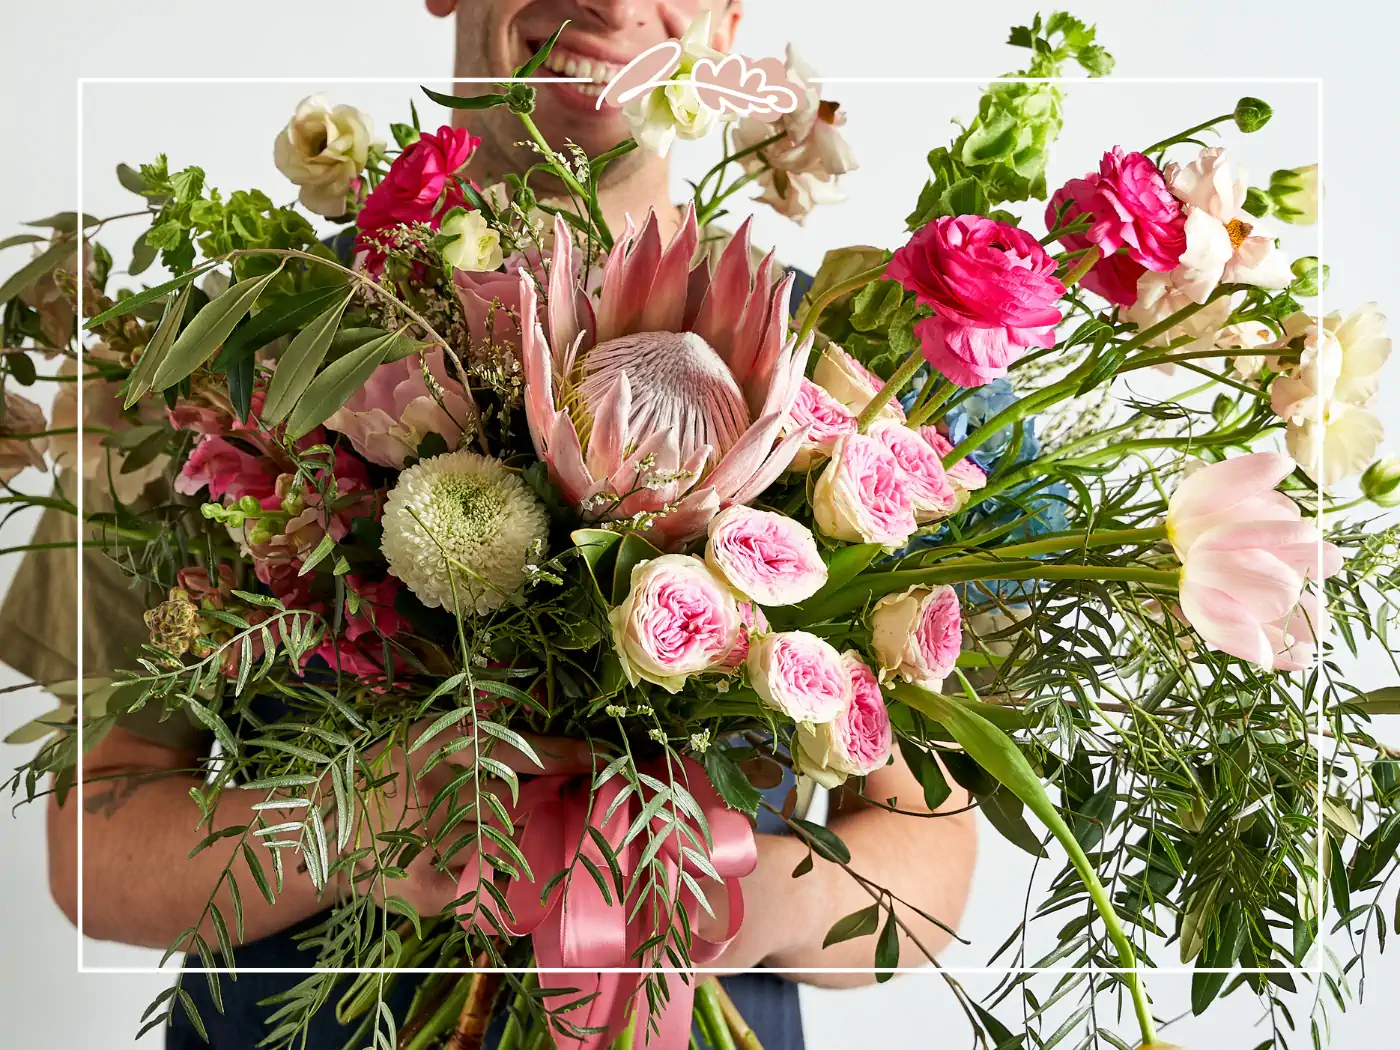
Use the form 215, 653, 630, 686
1168, 452, 1342, 669
869, 584, 962, 691
919, 426, 987, 496
886, 215, 1065, 387
795, 651, 893, 787
609, 554, 741, 692
704, 505, 828, 608
869, 420, 958, 523
746, 629, 852, 724
324, 349, 477, 468
784, 377, 857, 470
812, 345, 905, 422
812, 433, 917, 548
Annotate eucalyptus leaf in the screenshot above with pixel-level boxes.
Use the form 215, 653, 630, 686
0, 239, 74, 305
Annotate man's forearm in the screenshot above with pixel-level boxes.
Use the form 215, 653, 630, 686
50, 769, 335, 950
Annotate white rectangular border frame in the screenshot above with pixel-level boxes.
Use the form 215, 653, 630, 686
74, 74, 1326, 983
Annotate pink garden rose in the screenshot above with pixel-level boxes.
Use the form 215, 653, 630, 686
704, 505, 828, 607
609, 554, 741, 692
746, 630, 852, 724
356, 125, 482, 253
784, 378, 857, 470
869, 584, 962, 691
1045, 147, 1186, 307
886, 215, 1065, 387
811, 345, 905, 422
869, 420, 958, 523
795, 651, 893, 787
720, 600, 769, 670
918, 426, 987, 495
812, 433, 917, 548
324, 348, 477, 468
454, 256, 531, 352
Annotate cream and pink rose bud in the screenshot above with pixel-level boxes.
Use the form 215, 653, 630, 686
813, 433, 917, 548
610, 554, 741, 692
746, 630, 851, 724
440, 210, 503, 273
812, 345, 905, 422
794, 651, 893, 787
869, 584, 962, 691
273, 94, 377, 218
704, 505, 828, 607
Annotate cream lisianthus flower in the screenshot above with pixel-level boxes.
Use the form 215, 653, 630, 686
622, 13, 728, 157
1124, 270, 1233, 370
440, 211, 504, 273
273, 95, 377, 217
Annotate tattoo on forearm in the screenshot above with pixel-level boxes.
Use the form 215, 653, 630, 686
84, 777, 146, 816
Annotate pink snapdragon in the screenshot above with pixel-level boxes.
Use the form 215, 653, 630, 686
869, 584, 962, 691
886, 215, 1065, 387
785, 378, 857, 470
795, 651, 893, 787
704, 506, 828, 607
609, 555, 741, 692
746, 630, 852, 724
812, 433, 917, 548
869, 420, 958, 522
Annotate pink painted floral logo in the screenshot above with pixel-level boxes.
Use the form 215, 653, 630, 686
597, 41, 801, 122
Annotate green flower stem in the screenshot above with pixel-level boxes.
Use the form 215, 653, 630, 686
693, 130, 784, 215
934, 525, 1167, 565
906, 380, 955, 429
856, 349, 926, 432
793, 264, 890, 349
516, 111, 613, 250
403, 975, 472, 1050
694, 980, 737, 1050
496, 971, 539, 1050
1141, 112, 1235, 157
801, 561, 1179, 623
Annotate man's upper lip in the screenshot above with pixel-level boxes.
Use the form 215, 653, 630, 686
527, 30, 653, 67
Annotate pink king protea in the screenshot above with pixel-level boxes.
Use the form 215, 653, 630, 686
519, 205, 813, 549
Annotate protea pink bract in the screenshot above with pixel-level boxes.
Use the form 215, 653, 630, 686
520, 206, 812, 549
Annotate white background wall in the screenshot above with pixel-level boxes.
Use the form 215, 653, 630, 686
2, 1, 1396, 1047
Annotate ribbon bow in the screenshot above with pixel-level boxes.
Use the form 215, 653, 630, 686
454, 756, 756, 1049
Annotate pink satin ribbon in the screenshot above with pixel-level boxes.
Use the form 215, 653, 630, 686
454, 756, 757, 1049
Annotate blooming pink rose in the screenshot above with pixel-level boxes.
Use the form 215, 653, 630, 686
1045, 148, 1186, 307
704, 505, 828, 608
869, 420, 957, 523
746, 630, 852, 724
357, 125, 481, 237
609, 554, 741, 692
324, 349, 477, 468
812, 433, 917, 547
785, 378, 857, 470
869, 584, 962, 691
720, 600, 769, 670
795, 651, 893, 786
919, 426, 987, 495
886, 215, 1065, 387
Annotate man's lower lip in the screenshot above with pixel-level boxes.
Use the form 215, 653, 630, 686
533, 74, 618, 112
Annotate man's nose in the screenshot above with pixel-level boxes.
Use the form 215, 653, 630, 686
572, 0, 648, 31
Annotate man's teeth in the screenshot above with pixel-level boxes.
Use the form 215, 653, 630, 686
540, 46, 619, 95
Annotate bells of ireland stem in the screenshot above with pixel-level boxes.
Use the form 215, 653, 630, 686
1233, 96, 1272, 133
1362, 456, 1400, 507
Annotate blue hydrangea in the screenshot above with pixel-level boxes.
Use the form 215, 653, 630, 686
957, 480, 1072, 602
942, 377, 1041, 473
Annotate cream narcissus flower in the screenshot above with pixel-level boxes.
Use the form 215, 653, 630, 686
441, 210, 504, 273
273, 95, 377, 217
1270, 304, 1390, 486
380, 451, 547, 614
622, 13, 728, 156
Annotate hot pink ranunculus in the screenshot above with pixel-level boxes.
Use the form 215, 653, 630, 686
869, 420, 958, 523
1168, 452, 1342, 669
919, 426, 987, 496
812, 433, 917, 548
356, 125, 482, 239
785, 377, 857, 470
746, 629, 852, 724
324, 348, 477, 468
795, 651, 893, 786
1045, 148, 1186, 307
704, 505, 828, 608
886, 215, 1065, 387
869, 584, 962, 691
609, 554, 741, 692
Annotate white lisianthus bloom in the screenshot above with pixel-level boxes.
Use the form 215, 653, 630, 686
622, 13, 727, 157
441, 211, 504, 273
1163, 147, 1292, 303
273, 95, 378, 218
381, 451, 548, 614
1124, 270, 1233, 371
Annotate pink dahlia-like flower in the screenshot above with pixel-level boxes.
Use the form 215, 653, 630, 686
609, 554, 742, 692
1045, 147, 1186, 307
747, 630, 852, 724
795, 651, 893, 786
869, 584, 962, 691
324, 349, 477, 468
886, 215, 1065, 387
869, 420, 958, 523
785, 378, 857, 470
356, 125, 481, 237
704, 505, 828, 608
1168, 452, 1342, 669
812, 432, 917, 548
522, 208, 813, 550
919, 426, 987, 496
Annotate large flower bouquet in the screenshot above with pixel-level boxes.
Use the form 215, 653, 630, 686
6, 11, 1400, 1050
